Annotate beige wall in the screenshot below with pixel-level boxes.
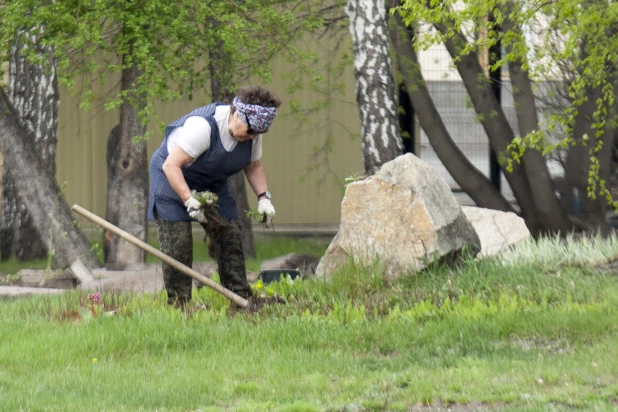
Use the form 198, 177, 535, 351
56, 48, 363, 225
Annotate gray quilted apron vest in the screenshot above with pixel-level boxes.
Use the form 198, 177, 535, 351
148, 103, 253, 222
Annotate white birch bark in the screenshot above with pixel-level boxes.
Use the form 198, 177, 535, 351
1, 28, 58, 260
346, 0, 402, 175
0, 87, 101, 269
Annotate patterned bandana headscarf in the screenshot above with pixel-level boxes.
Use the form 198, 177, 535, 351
233, 97, 277, 134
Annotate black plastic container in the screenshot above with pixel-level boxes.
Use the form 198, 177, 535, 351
259, 269, 301, 284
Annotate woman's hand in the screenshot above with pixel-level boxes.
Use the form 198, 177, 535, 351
257, 198, 275, 227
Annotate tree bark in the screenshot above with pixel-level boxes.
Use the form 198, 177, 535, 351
564, 34, 618, 234
347, 0, 403, 175
501, 8, 574, 234
0, 88, 100, 268
104, 58, 148, 269
388, 6, 514, 212
227, 172, 256, 258
1, 30, 58, 260
434, 19, 541, 234
566, 84, 614, 234
208, 22, 256, 259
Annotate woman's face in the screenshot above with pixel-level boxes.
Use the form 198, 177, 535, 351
229, 111, 259, 142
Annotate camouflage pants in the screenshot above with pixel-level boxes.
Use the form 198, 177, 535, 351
155, 218, 252, 305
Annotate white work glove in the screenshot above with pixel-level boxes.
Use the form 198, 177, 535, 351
258, 198, 276, 228
185, 197, 208, 223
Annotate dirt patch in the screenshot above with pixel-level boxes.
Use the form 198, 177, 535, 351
224, 295, 286, 315
510, 336, 571, 355
408, 401, 506, 411
0, 269, 77, 289
593, 258, 618, 275
0, 262, 213, 297
254, 295, 286, 306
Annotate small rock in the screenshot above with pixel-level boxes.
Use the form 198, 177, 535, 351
246, 271, 259, 283
462, 206, 531, 257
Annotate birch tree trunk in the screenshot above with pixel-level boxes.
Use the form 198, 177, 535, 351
104, 57, 148, 269
346, 0, 402, 175
0, 88, 100, 268
1, 31, 58, 260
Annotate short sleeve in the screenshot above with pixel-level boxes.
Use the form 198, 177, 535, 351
167, 116, 211, 158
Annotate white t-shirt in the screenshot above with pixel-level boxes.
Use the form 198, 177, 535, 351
166, 105, 262, 162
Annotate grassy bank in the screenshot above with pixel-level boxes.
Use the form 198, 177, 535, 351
1, 235, 618, 410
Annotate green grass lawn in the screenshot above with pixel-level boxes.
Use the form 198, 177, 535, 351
2, 235, 618, 410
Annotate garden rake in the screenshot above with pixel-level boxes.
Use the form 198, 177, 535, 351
71, 204, 250, 309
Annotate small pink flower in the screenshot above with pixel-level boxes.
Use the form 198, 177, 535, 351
88, 293, 101, 304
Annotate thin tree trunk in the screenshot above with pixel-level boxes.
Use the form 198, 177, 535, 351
227, 173, 256, 258
1, 30, 57, 260
502, 7, 574, 234
564, 34, 618, 234
566, 83, 614, 234
597, 101, 616, 235
347, 0, 403, 175
388, 6, 514, 212
434, 19, 541, 234
208, 22, 256, 259
104, 58, 148, 269
0, 153, 3, 216
0, 88, 100, 268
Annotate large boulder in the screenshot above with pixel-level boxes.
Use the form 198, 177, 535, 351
315, 154, 480, 280
461, 206, 530, 257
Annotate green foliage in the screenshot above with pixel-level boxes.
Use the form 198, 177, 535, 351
0, 0, 333, 129
246, 208, 265, 223
0, 0, 357, 197
190, 190, 218, 206
343, 171, 366, 186
397, 0, 618, 207
244, 207, 277, 224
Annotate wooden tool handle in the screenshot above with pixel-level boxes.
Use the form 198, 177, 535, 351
71, 204, 249, 308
